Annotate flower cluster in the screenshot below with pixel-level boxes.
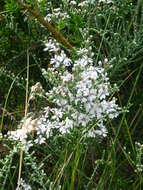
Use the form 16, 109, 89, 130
16, 178, 32, 190
45, 7, 69, 22
43, 0, 94, 23
7, 37, 121, 148
30, 39, 120, 144
98, 0, 113, 4
8, 117, 36, 150
44, 38, 72, 70
66, 0, 91, 7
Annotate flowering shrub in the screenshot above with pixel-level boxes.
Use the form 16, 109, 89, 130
8, 38, 121, 149
1, 0, 142, 189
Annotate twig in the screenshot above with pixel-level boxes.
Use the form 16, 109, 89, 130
17, 0, 74, 51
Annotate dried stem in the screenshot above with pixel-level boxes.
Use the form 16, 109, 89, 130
17, 48, 29, 189
17, 0, 74, 50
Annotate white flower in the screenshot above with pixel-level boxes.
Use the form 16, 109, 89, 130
34, 135, 46, 144
98, 0, 113, 3
8, 129, 24, 141
74, 55, 93, 69
98, 83, 109, 100
65, 117, 74, 130
78, 0, 90, 7
98, 60, 102, 67
16, 178, 32, 190
70, 0, 77, 5
77, 48, 88, 56
50, 51, 72, 69
87, 122, 107, 138
81, 66, 98, 80
44, 39, 59, 52
104, 58, 108, 64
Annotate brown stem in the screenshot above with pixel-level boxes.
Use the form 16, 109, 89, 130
17, 0, 74, 50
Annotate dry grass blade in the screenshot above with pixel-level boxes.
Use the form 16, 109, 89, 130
17, 48, 30, 189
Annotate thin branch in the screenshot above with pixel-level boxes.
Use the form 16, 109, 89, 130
17, 0, 74, 50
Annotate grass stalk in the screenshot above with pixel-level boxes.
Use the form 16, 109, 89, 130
17, 48, 30, 189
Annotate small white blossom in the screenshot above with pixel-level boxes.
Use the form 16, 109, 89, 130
74, 55, 93, 69
98, 0, 113, 3
50, 50, 72, 69
78, 0, 90, 7
70, 0, 77, 5
61, 72, 73, 83
44, 39, 59, 52
16, 178, 32, 190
